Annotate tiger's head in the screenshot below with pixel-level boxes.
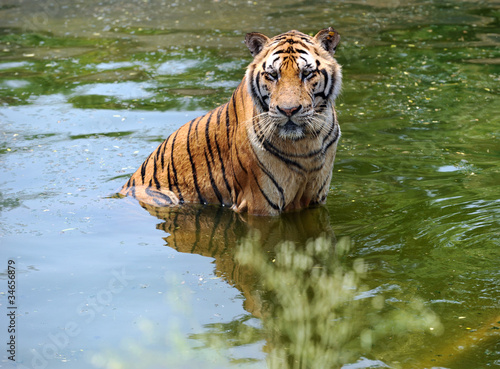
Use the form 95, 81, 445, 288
245, 28, 342, 141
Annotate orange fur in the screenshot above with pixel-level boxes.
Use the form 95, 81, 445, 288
120, 28, 342, 215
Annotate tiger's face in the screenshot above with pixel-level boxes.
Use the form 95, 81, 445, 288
245, 28, 342, 141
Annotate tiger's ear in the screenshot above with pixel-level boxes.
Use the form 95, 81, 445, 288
314, 27, 341, 55
245, 32, 270, 57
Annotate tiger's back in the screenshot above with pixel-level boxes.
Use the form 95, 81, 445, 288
120, 28, 342, 215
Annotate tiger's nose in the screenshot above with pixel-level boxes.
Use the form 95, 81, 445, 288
277, 105, 302, 117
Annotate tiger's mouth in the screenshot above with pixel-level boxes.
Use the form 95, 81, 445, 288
278, 119, 305, 140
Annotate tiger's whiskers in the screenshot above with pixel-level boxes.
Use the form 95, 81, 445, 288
248, 113, 279, 149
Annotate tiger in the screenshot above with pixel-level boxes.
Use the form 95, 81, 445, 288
120, 27, 342, 216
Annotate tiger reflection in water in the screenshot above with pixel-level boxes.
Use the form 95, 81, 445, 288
141, 202, 335, 317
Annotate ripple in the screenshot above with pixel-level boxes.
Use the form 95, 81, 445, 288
72, 81, 155, 100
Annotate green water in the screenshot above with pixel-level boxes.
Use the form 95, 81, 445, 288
1, 1, 499, 368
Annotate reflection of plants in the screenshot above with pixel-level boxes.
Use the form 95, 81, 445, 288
236, 233, 443, 369
90, 233, 443, 369
237, 233, 361, 368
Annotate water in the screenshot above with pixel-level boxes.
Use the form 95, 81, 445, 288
1, 0, 499, 368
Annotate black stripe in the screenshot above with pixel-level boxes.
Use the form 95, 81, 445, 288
220, 210, 235, 254
252, 117, 338, 170
252, 71, 269, 112
309, 163, 328, 172
213, 104, 232, 198
204, 110, 216, 162
235, 147, 248, 174
159, 135, 171, 170
231, 148, 246, 197
216, 103, 224, 126
253, 149, 285, 206
130, 178, 136, 198
252, 123, 306, 172
264, 135, 323, 158
264, 140, 309, 172
314, 70, 330, 100
207, 207, 225, 255
194, 114, 203, 141
238, 82, 248, 112
155, 140, 164, 162
280, 39, 310, 49
251, 169, 280, 211
314, 92, 327, 100
298, 36, 314, 44
140, 159, 148, 183
208, 207, 222, 257
318, 176, 329, 196
299, 56, 309, 64
224, 103, 231, 143
322, 124, 340, 153
160, 145, 166, 169
322, 69, 334, 98
273, 35, 313, 47
316, 102, 327, 114
257, 72, 270, 111
313, 70, 328, 99
321, 112, 337, 146
232, 170, 244, 199
141, 151, 154, 184
204, 151, 223, 204
232, 84, 240, 127
167, 162, 172, 191
152, 159, 161, 189
203, 109, 222, 203
171, 211, 181, 249
190, 210, 202, 253
145, 186, 173, 206
214, 129, 232, 197
186, 118, 206, 204
170, 130, 184, 203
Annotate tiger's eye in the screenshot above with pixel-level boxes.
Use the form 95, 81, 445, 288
268, 71, 278, 79
302, 69, 313, 79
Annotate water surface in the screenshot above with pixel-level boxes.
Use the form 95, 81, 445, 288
1, 1, 499, 368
